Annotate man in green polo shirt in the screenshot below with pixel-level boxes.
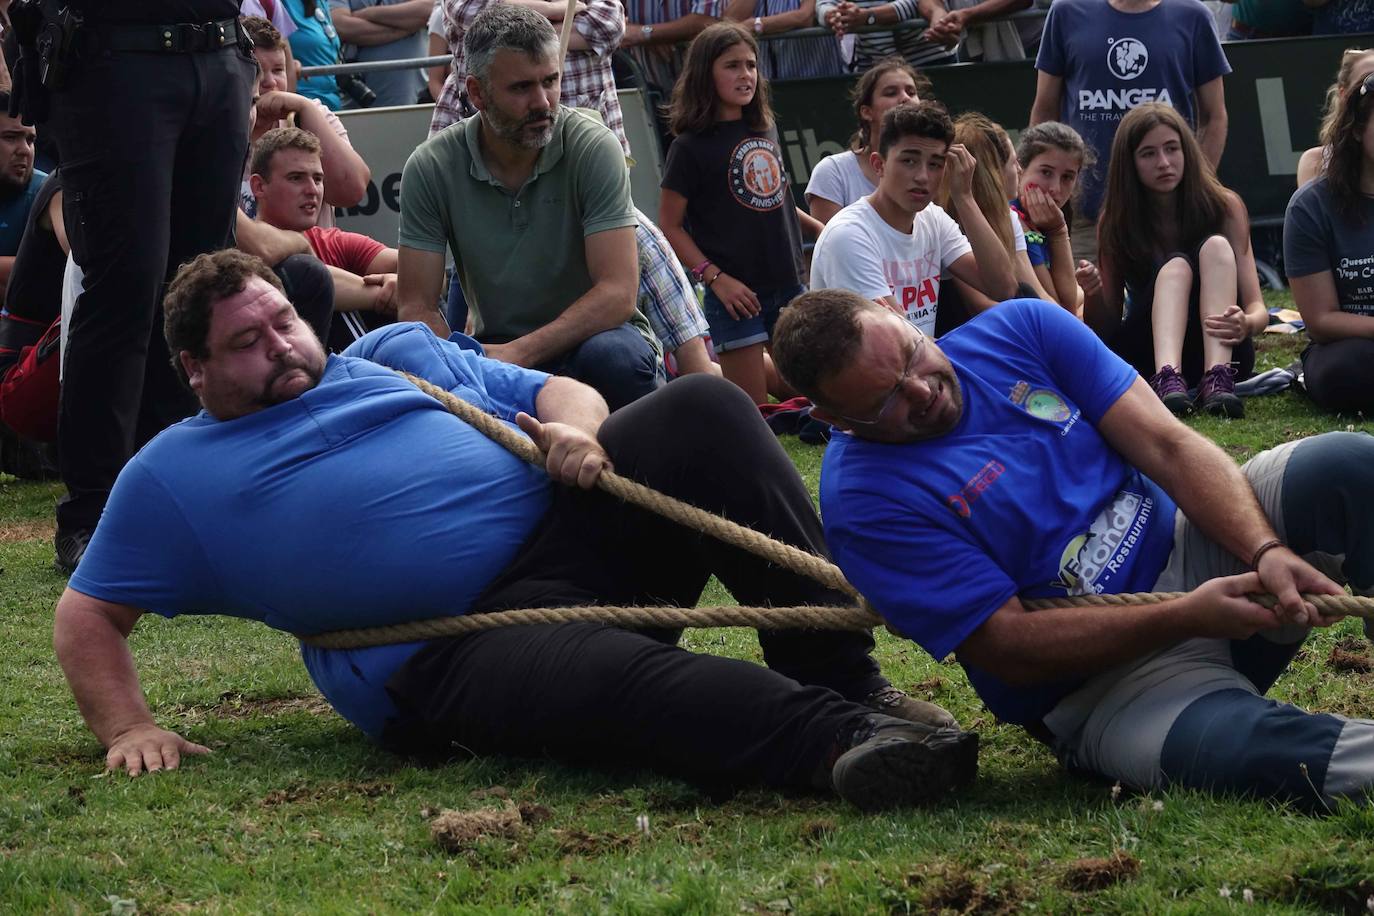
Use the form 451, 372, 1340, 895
395, 4, 661, 410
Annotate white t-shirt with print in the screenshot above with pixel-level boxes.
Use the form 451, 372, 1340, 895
811, 196, 972, 335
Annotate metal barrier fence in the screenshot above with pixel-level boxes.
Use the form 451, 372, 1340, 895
298, 7, 1050, 78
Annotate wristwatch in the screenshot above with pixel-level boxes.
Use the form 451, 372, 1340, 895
641, 24, 654, 41
865, 11, 877, 25
753, 15, 764, 32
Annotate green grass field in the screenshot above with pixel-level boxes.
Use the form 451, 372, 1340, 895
4, 295, 1374, 914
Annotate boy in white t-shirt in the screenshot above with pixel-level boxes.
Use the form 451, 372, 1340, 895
811, 102, 1017, 336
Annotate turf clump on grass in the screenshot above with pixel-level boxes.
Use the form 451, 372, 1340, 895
4, 299, 1374, 911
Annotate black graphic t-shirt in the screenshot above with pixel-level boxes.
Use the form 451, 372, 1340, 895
661, 120, 805, 291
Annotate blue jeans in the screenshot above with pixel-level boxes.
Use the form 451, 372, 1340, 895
533, 323, 664, 412
701, 284, 804, 352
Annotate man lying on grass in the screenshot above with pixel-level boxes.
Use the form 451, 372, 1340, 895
772, 289, 1374, 809
51, 250, 977, 813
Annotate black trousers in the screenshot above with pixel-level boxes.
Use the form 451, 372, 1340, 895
384, 375, 885, 791
49, 44, 256, 532
274, 254, 335, 347
1302, 338, 1374, 413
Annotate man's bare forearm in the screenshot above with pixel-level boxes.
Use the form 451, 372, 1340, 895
534, 374, 609, 438
53, 592, 154, 750
501, 281, 636, 367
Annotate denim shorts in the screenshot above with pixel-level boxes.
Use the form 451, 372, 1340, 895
701, 283, 804, 353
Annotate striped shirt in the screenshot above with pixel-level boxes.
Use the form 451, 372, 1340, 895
621, 0, 725, 93
634, 208, 708, 352
746, 0, 846, 80
429, 0, 629, 155
813, 0, 955, 71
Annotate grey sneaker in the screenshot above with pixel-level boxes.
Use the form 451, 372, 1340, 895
864, 685, 958, 728
831, 714, 979, 812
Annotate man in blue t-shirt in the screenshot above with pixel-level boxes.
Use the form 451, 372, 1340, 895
1029, 0, 1229, 263
772, 289, 1374, 808
49, 250, 980, 812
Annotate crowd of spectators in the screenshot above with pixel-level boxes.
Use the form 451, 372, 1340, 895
5, 0, 1373, 820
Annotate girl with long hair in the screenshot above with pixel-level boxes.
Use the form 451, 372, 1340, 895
1011, 121, 1095, 310
1092, 103, 1267, 418
932, 113, 1056, 332
659, 23, 808, 404
1283, 73, 1374, 413
1297, 48, 1374, 187
803, 57, 928, 224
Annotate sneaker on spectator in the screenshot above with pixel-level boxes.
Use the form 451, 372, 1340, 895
1148, 364, 1192, 416
1196, 364, 1243, 418
54, 527, 93, 575
828, 713, 979, 811
864, 684, 958, 728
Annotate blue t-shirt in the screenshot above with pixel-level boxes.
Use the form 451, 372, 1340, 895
1035, 0, 1230, 217
284, 0, 344, 110
1313, 0, 1374, 33
822, 300, 1178, 725
70, 324, 552, 738
0, 169, 48, 257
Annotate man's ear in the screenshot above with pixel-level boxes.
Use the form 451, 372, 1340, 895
249, 172, 267, 201
870, 150, 884, 178
179, 351, 204, 394
466, 73, 485, 113
807, 402, 852, 433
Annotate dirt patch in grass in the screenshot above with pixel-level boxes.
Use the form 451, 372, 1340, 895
552, 827, 637, 857
262, 780, 395, 806
905, 864, 1024, 916
0, 518, 54, 542
429, 800, 558, 853
1061, 850, 1140, 892
799, 818, 836, 846
175, 694, 333, 721
1327, 639, 1372, 674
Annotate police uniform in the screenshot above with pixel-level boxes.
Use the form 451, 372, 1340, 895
45, 1, 256, 569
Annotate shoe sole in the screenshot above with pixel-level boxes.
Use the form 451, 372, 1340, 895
832, 729, 979, 812
1200, 394, 1244, 419
1161, 393, 1193, 417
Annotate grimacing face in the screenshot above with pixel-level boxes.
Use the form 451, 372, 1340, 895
179, 275, 327, 421
813, 310, 964, 444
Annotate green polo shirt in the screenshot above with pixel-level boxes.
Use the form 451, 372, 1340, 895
399, 107, 650, 351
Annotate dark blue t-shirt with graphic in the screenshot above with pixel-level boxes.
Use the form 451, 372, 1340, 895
1284, 176, 1374, 318
0, 169, 47, 257
822, 300, 1178, 725
1035, 0, 1230, 217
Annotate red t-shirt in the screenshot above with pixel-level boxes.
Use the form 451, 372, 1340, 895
304, 227, 387, 276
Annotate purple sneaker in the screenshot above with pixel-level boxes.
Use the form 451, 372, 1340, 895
1148, 364, 1192, 416
1197, 364, 1244, 418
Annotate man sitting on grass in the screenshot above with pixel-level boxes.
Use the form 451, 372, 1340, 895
51, 250, 974, 812
772, 289, 1374, 809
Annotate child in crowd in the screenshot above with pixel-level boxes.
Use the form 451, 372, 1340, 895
659, 23, 808, 405
1011, 121, 1094, 311
810, 102, 1016, 337
1284, 73, 1374, 414
1092, 104, 1267, 419
1297, 48, 1374, 187
933, 113, 1049, 332
804, 58, 928, 225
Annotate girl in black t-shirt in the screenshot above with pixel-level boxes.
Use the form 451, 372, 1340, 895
1093, 104, 1267, 419
658, 23, 810, 405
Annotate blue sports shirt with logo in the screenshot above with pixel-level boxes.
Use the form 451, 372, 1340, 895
822, 300, 1178, 725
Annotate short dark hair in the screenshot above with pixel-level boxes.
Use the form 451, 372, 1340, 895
464, 4, 558, 88
771, 289, 888, 400
0, 92, 11, 113
877, 101, 953, 158
241, 15, 284, 51
250, 126, 322, 180
164, 250, 285, 386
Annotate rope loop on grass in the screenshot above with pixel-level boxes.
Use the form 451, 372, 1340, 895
294, 373, 1374, 649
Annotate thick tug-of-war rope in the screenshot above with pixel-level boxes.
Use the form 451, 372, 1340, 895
295, 373, 1374, 650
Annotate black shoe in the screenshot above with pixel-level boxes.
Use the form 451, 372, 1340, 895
864, 684, 959, 728
830, 714, 979, 812
54, 527, 93, 575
